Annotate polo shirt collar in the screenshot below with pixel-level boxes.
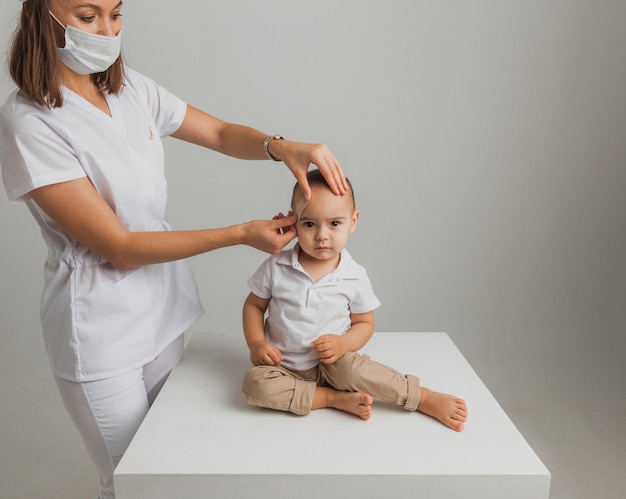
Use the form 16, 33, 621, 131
278, 244, 360, 282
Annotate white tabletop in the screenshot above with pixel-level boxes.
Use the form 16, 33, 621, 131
115, 332, 550, 498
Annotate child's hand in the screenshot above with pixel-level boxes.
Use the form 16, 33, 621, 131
250, 340, 283, 366
310, 334, 347, 364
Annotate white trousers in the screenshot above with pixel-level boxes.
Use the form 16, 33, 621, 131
54, 335, 184, 499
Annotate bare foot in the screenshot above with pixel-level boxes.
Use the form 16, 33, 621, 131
314, 387, 373, 420
417, 387, 467, 431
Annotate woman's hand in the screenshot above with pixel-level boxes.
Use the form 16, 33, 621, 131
173, 106, 348, 200
239, 214, 297, 254
269, 140, 349, 201
272, 211, 296, 234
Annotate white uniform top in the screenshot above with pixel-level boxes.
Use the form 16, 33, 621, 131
0, 67, 204, 382
247, 244, 381, 371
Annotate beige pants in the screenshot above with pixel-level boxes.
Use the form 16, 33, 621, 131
242, 352, 421, 416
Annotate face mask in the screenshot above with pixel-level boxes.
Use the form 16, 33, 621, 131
49, 11, 122, 75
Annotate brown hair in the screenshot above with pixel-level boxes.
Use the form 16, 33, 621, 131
8, 0, 125, 108
291, 169, 355, 211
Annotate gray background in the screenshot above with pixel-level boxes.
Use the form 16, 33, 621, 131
1, 1, 625, 498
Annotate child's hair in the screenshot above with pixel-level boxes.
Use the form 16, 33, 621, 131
291, 169, 355, 211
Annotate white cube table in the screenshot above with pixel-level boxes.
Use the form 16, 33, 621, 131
115, 332, 550, 499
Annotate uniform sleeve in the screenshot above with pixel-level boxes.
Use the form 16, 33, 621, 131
123, 68, 187, 138
0, 93, 86, 203
247, 256, 275, 300
350, 266, 382, 314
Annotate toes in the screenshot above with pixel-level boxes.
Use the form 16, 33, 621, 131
442, 416, 464, 432
454, 408, 468, 420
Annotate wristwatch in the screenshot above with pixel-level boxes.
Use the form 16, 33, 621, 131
263, 135, 284, 161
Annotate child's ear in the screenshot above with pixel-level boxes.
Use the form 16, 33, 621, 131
349, 210, 360, 234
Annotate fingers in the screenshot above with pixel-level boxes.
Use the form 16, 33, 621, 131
310, 338, 334, 360
318, 164, 347, 197
297, 177, 312, 202
271, 213, 297, 227
317, 350, 338, 364
243, 217, 297, 255
272, 212, 296, 236
265, 350, 282, 365
271, 214, 297, 242
253, 348, 283, 366
272, 211, 293, 221
283, 141, 347, 200
310, 336, 331, 350
311, 334, 346, 365
310, 145, 348, 196
273, 230, 297, 253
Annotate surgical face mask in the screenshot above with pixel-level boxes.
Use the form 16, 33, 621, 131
49, 11, 122, 75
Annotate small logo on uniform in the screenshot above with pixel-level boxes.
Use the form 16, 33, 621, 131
149, 126, 154, 140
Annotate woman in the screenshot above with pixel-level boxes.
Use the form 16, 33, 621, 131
0, 1, 348, 497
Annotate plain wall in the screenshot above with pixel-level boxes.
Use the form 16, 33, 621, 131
1, 1, 625, 498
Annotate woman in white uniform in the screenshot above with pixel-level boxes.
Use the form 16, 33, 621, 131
0, 1, 348, 498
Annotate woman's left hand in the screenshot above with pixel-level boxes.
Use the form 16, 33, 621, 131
271, 140, 349, 201
172, 107, 348, 200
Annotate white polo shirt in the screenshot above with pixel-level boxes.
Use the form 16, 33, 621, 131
0, 67, 204, 382
247, 244, 381, 371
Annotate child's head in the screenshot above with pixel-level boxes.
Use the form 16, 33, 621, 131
291, 169, 356, 216
291, 170, 359, 263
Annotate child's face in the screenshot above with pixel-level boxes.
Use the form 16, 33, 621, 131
294, 187, 359, 263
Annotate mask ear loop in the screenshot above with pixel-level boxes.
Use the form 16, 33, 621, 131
48, 10, 66, 30
292, 193, 308, 221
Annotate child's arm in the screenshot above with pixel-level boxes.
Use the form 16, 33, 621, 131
242, 292, 284, 366
310, 311, 375, 365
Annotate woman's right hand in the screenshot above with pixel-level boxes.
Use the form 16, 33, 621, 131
269, 140, 348, 201
239, 214, 297, 255
30, 177, 298, 268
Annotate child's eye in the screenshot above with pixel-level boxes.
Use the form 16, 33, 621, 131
330, 221, 341, 227
303, 221, 315, 228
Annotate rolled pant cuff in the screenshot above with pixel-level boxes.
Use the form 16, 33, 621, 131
404, 374, 421, 411
290, 377, 315, 415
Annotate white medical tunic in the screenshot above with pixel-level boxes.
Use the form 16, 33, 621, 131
0, 68, 204, 382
